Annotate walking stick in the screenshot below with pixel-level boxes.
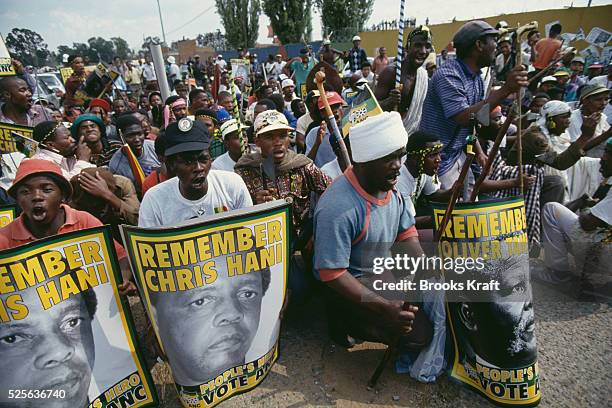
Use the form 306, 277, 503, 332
513, 22, 538, 192
469, 108, 516, 201
434, 118, 478, 241
395, 0, 406, 113
314, 71, 351, 171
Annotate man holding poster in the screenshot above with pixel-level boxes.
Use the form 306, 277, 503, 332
122, 201, 289, 407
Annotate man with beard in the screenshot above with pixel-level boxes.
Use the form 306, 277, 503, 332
314, 112, 432, 349
0, 76, 46, 126
0, 270, 98, 408
139, 118, 252, 228
31, 121, 95, 180
420, 21, 528, 196
452, 254, 537, 369
109, 114, 160, 188
376, 26, 434, 137
147, 244, 270, 386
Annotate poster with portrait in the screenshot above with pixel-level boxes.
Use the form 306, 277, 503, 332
0, 204, 16, 228
0, 226, 158, 407
0, 123, 35, 157
586, 27, 611, 47
230, 59, 250, 86
121, 201, 290, 408
0, 35, 16, 77
433, 197, 541, 407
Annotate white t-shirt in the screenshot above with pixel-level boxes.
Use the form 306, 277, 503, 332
320, 158, 342, 180
138, 170, 253, 228
396, 165, 440, 216
567, 109, 610, 158
215, 59, 227, 70
211, 152, 237, 173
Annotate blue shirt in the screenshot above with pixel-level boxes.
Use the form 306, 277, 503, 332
109, 140, 160, 185
419, 58, 484, 175
313, 168, 417, 281
305, 126, 336, 168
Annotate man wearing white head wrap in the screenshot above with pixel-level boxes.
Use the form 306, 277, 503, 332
313, 112, 432, 350
534, 100, 607, 201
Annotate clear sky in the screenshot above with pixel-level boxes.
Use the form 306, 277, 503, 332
1, 0, 610, 52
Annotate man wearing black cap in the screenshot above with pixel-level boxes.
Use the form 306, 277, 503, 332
139, 118, 252, 228
420, 20, 529, 195
109, 114, 160, 186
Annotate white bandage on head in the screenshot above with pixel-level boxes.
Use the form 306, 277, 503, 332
349, 111, 408, 163
536, 100, 571, 129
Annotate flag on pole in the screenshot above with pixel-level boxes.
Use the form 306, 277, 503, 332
340, 84, 383, 136
122, 144, 145, 192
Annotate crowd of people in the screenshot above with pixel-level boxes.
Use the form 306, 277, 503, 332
0, 18, 610, 371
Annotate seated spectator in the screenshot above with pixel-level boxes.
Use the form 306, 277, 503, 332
109, 114, 160, 189
139, 119, 252, 227
31, 120, 95, 180
313, 111, 432, 349
72, 114, 122, 167
88, 98, 120, 141
0, 159, 135, 294
235, 110, 330, 304
70, 167, 139, 241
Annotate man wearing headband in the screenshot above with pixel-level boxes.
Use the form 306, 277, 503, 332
567, 84, 611, 159
397, 131, 454, 230
420, 21, 529, 196
314, 112, 432, 349
31, 120, 95, 180
375, 26, 432, 137
536, 138, 612, 301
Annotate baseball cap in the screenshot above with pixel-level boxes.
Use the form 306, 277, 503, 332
352, 35, 361, 42
254, 110, 294, 137
323, 39, 331, 45
571, 56, 585, 64
539, 76, 557, 86
8, 159, 72, 198
164, 118, 210, 156
318, 91, 345, 110
553, 68, 571, 77
281, 78, 295, 89
220, 119, 243, 139
89, 98, 111, 112
589, 62, 603, 69
452, 20, 499, 49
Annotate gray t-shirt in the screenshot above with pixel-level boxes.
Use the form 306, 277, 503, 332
109, 140, 160, 184
138, 170, 253, 228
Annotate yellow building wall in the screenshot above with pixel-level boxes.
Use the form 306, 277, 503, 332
360, 4, 612, 56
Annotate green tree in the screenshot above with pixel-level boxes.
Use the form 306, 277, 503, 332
111, 37, 132, 60
215, 0, 261, 49
87, 37, 115, 63
262, 0, 312, 44
5, 28, 50, 66
315, 0, 374, 42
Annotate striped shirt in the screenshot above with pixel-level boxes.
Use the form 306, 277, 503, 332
420, 58, 484, 175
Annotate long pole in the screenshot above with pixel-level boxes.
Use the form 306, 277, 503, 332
150, 43, 171, 101
156, 0, 167, 45
396, 0, 405, 90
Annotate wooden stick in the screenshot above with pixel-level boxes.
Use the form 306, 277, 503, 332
469, 110, 516, 201
314, 71, 351, 171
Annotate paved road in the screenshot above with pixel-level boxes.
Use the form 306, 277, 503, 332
146, 283, 611, 408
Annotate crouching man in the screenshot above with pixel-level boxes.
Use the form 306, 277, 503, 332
313, 112, 433, 348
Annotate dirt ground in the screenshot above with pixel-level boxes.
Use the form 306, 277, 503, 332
130, 282, 611, 408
